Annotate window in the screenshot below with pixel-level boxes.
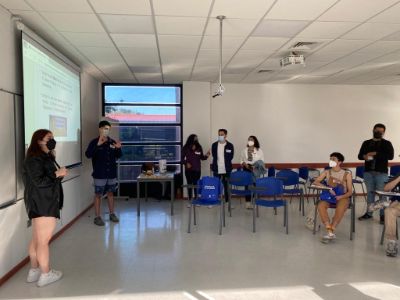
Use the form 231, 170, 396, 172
103, 84, 182, 182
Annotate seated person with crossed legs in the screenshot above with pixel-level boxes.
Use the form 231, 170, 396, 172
370, 175, 400, 257
313, 152, 353, 243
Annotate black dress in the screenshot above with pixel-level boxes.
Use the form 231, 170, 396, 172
23, 153, 64, 219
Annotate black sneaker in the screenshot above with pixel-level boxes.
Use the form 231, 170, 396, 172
380, 215, 385, 225
94, 216, 105, 226
358, 213, 373, 221
109, 213, 119, 223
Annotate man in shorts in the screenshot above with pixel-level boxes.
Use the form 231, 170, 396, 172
86, 120, 122, 226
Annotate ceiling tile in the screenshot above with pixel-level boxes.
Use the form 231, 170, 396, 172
41, 12, 104, 32
227, 50, 270, 69
99, 63, 134, 80
383, 30, 400, 41
205, 18, 258, 37
195, 49, 235, 66
342, 22, 400, 40
79, 46, 121, 63
296, 21, 358, 39
201, 36, 245, 50
111, 33, 156, 48
318, 39, 372, 54
156, 16, 206, 35
242, 37, 289, 51
0, 0, 31, 10
119, 47, 159, 66
357, 41, 400, 55
135, 73, 163, 84
152, 0, 212, 17
252, 20, 309, 37
160, 48, 197, 64
369, 2, 400, 23
221, 74, 245, 82
62, 32, 114, 47
27, 0, 92, 13
211, 0, 275, 19
100, 15, 154, 34
90, 0, 151, 15
266, 0, 337, 20
319, 0, 399, 22
158, 35, 201, 49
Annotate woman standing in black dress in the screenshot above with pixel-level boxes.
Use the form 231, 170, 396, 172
23, 129, 67, 287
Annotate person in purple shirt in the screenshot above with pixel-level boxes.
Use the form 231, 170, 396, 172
182, 134, 210, 200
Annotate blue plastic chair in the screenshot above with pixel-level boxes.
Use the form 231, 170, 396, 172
228, 170, 254, 215
267, 166, 276, 177
390, 165, 400, 177
352, 166, 367, 202
251, 177, 288, 234
187, 176, 225, 235
276, 169, 305, 216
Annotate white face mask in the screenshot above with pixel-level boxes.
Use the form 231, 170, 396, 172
329, 160, 337, 168
218, 136, 225, 143
102, 128, 110, 137
247, 141, 254, 147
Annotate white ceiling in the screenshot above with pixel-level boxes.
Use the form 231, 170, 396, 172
1, 0, 400, 85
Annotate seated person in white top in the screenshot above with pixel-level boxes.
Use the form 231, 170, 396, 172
240, 135, 266, 209
313, 152, 353, 243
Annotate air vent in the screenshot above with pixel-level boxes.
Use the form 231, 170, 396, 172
257, 69, 274, 74
290, 41, 320, 51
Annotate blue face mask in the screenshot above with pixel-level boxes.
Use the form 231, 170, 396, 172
218, 136, 225, 143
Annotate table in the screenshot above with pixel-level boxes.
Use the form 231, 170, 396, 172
136, 172, 175, 216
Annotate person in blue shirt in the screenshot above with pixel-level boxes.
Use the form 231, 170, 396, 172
85, 121, 122, 226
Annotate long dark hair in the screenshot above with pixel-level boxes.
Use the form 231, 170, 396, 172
248, 135, 260, 149
26, 129, 52, 158
184, 134, 201, 150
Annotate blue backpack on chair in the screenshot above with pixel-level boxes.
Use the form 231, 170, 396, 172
319, 170, 347, 204
196, 176, 223, 204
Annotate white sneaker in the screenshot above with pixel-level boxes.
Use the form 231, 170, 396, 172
37, 269, 63, 287
245, 202, 254, 209
321, 229, 336, 243
26, 268, 41, 283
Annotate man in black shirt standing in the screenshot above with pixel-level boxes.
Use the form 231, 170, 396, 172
358, 123, 394, 223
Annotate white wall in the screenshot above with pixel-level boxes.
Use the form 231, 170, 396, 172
183, 82, 400, 164
0, 8, 100, 280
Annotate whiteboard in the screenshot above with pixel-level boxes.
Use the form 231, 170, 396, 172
0, 92, 16, 207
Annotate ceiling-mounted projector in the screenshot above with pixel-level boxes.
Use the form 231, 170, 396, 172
280, 52, 305, 68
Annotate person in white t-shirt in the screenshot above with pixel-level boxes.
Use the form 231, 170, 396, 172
240, 135, 265, 208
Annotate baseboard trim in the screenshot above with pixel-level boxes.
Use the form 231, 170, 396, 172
0, 203, 93, 287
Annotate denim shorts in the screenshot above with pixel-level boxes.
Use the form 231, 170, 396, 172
94, 178, 117, 195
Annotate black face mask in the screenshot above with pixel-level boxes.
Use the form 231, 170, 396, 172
373, 131, 383, 139
46, 139, 56, 150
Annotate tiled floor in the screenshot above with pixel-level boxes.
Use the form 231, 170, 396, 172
1, 197, 400, 300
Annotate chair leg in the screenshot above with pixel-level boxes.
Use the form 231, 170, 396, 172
273, 207, 277, 215
283, 205, 286, 227
223, 201, 226, 227
188, 204, 192, 233
380, 224, 385, 245
301, 190, 305, 216
257, 205, 260, 217
313, 201, 319, 235
361, 184, 367, 202
193, 205, 197, 225
253, 202, 256, 233
219, 203, 223, 235
286, 202, 289, 234
229, 197, 232, 218
352, 199, 356, 233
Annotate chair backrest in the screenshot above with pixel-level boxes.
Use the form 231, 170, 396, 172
255, 177, 284, 197
391, 165, 400, 177
267, 166, 276, 177
197, 176, 223, 200
276, 169, 299, 186
355, 165, 364, 179
298, 166, 309, 181
229, 170, 254, 186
